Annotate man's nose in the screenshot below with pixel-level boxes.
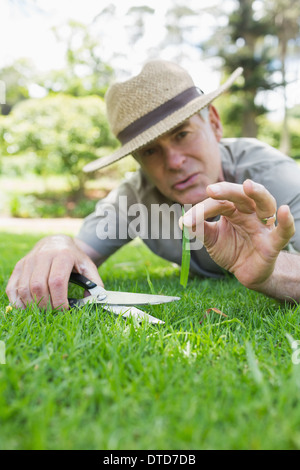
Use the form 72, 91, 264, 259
164, 146, 186, 170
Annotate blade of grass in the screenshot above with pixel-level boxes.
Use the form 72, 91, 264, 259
180, 207, 191, 288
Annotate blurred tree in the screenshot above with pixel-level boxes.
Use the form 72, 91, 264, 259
202, 0, 276, 137
257, 114, 300, 159
290, 105, 300, 119
0, 59, 34, 115
262, 0, 300, 153
159, 3, 201, 63
0, 94, 118, 192
6, 0, 44, 15
91, 4, 158, 75
41, 20, 114, 97
202, 0, 300, 142
126, 5, 155, 45
161, 5, 197, 44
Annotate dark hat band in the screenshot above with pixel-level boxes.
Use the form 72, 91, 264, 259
117, 86, 203, 145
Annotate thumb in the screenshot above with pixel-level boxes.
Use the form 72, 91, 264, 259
270, 205, 295, 252
75, 260, 105, 288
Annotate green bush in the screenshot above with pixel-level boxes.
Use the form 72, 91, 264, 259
217, 94, 300, 159
0, 94, 118, 189
257, 116, 300, 159
8, 192, 97, 218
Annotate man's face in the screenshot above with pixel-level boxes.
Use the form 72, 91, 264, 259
134, 107, 224, 205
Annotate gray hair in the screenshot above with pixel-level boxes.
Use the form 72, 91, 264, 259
199, 106, 209, 121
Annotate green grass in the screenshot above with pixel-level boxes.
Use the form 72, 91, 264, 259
1, 232, 300, 450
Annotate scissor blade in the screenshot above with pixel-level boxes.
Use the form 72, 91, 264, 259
102, 305, 165, 324
97, 290, 180, 306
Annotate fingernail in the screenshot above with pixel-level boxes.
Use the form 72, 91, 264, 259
244, 179, 254, 190
182, 212, 193, 227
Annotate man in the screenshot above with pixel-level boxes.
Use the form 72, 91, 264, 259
6, 60, 300, 309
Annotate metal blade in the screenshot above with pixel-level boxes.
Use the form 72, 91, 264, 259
97, 290, 180, 306
102, 305, 165, 324
86, 285, 179, 305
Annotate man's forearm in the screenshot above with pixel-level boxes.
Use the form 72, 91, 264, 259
254, 251, 300, 303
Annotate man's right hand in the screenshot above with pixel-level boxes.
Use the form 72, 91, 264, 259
6, 234, 103, 310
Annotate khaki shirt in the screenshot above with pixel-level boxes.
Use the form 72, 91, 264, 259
77, 138, 300, 278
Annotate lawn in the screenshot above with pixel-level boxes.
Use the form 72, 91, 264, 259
0, 231, 300, 450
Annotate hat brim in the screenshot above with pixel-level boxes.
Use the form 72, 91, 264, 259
83, 67, 243, 173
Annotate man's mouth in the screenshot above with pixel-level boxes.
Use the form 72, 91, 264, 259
173, 173, 199, 191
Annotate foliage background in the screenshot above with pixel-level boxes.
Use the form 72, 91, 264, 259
0, 0, 299, 219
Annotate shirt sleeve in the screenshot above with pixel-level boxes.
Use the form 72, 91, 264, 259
262, 160, 300, 253
222, 138, 300, 253
76, 174, 141, 256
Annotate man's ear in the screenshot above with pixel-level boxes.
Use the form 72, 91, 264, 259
208, 105, 223, 142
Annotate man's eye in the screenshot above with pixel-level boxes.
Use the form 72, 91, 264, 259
176, 131, 188, 140
142, 147, 156, 157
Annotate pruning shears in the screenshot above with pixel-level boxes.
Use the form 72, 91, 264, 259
68, 273, 180, 324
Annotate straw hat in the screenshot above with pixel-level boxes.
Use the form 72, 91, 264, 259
83, 60, 243, 173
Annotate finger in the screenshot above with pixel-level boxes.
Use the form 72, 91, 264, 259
269, 205, 295, 251
74, 259, 104, 288
73, 259, 104, 299
5, 261, 26, 309
29, 257, 52, 309
16, 257, 39, 308
48, 256, 75, 310
180, 197, 235, 229
242, 179, 277, 220
207, 182, 256, 214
